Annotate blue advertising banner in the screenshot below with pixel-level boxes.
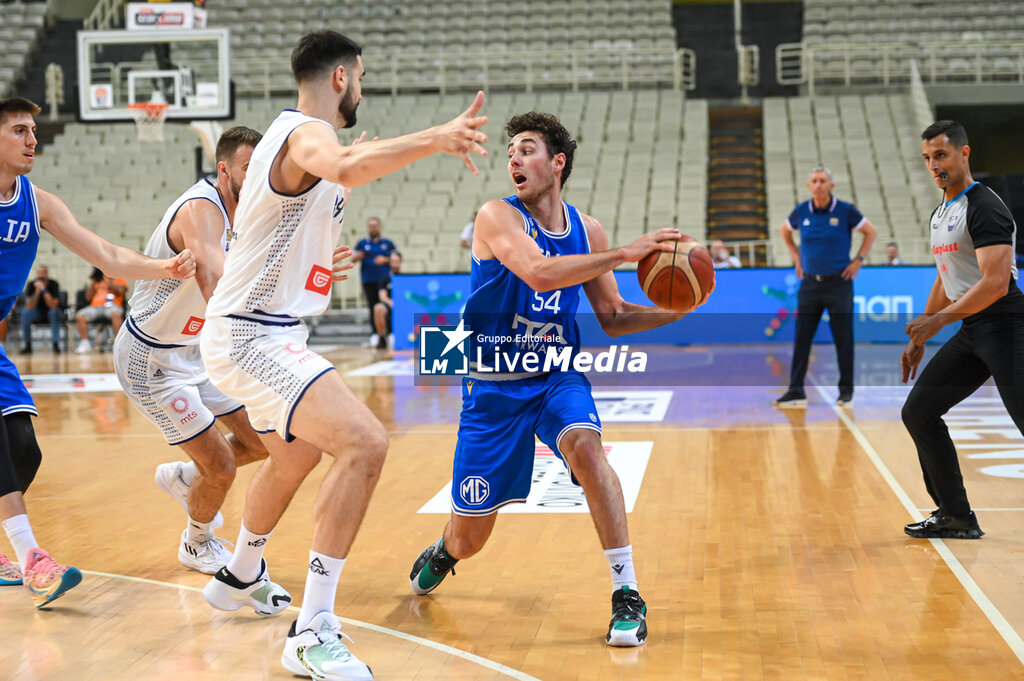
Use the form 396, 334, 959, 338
393, 266, 971, 350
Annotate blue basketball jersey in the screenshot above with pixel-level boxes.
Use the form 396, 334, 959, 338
0, 175, 41, 416
0, 175, 41, 319
465, 196, 591, 369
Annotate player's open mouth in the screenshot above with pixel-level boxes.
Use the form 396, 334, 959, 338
512, 172, 526, 187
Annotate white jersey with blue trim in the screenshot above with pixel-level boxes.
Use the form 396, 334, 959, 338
0, 175, 41, 320
464, 196, 591, 369
127, 179, 229, 346
206, 110, 346, 322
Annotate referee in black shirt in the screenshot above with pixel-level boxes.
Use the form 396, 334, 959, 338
901, 120, 1024, 539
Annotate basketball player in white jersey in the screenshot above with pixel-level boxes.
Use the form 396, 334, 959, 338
112, 126, 280, 576
199, 31, 487, 680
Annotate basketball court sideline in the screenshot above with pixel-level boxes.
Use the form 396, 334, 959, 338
1, 343, 1022, 681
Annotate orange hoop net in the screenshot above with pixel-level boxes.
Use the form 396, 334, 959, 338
127, 102, 169, 142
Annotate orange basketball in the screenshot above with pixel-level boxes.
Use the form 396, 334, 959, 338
637, 236, 715, 311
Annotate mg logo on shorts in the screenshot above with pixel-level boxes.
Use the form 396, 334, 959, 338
459, 476, 489, 505
304, 264, 332, 296
181, 315, 205, 335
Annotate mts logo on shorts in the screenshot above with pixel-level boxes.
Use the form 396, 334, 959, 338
305, 264, 332, 296
181, 315, 205, 335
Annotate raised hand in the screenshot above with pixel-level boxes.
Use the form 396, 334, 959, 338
432, 91, 488, 175
331, 245, 355, 282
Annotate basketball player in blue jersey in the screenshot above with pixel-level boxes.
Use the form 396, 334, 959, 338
0, 97, 196, 608
409, 112, 704, 647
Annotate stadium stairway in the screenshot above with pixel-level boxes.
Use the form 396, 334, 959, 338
706, 107, 768, 261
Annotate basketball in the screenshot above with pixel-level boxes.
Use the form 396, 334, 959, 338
637, 236, 715, 311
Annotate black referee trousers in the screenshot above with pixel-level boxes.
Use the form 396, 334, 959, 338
788, 275, 854, 393
902, 301, 1024, 517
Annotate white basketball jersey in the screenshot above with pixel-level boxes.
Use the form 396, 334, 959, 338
128, 178, 229, 346
206, 110, 346, 322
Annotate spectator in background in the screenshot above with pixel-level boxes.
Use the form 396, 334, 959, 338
460, 211, 478, 249
710, 240, 742, 269
373, 251, 403, 350
776, 166, 878, 408
75, 267, 127, 353
885, 241, 905, 265
352, 216, 396, 347
19, 265, 62, 354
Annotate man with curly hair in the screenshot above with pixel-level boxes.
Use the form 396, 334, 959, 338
408, 111, 704, 647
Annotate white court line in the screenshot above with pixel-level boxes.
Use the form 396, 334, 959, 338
810, 382, 1024, 667
79, 568, 544, 681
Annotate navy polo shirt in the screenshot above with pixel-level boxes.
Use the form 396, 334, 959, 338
786, 197, 866, 275
356, 237, 396, 284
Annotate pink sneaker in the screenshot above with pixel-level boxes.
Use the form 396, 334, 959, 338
23, 548, 82, 608
0, 551, 23, 586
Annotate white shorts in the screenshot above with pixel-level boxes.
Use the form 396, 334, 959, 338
113, 324, 242, 445
200, 315, 334, 442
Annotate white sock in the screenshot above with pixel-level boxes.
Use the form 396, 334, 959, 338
186, 516, 214, 543
604, 544, 637, 591
296, 551, 346, 631
2, 514, 38, 566
226, 523, 271, 583
180, 461, 199, 486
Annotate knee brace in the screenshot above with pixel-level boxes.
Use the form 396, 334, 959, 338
5, 413, 42, 493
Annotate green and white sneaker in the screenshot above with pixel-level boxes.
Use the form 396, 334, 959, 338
606, 586, 648, 647
202, 560, 291, 616
282, 611, 373, 681
409, 537, 458, 595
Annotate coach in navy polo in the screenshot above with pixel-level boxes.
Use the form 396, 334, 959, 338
776, 167, 877, 407
353, 216, 397, 343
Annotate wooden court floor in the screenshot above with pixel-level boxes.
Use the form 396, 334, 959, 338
1, 344, 1023, 681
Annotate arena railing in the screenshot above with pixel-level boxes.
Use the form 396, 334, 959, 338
233, 46, 696, 98
776, 41, 1024, 95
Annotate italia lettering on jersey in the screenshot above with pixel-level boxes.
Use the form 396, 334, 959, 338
205, 110, 346, 322
126, 179, 230, 346
0, 176, 41, 319
464, 196, 591, 371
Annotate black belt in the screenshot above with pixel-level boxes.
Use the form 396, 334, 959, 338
807, 273, 843, 282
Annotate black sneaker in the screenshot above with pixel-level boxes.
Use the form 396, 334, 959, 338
606, 586, 647, 647
19, 344, 31, 355
904, 511, 984, 539
410, 537, 458, 595
52, 342, 61, 354
837, 392, 853, 406
775, 389, 807, 408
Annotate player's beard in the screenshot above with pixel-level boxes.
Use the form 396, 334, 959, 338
229, 172, 243, 202
338, 83, 359, 129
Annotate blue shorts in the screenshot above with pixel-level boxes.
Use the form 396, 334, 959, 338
451, 371, 601, 515
0, 344, 35, 416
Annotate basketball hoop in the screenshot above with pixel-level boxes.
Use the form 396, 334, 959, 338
127, 102, 169, 142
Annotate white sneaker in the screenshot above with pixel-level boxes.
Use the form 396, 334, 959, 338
386, 334, 394, 350
178, 530, 233, 574
282, 611, 373, 681
367, 333, 380, 348
75, 339, 92, 354
155, 462, 223, 529
203, 560, 291, 616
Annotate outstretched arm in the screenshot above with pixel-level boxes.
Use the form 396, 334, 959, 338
282, 91, 488, 191
474, 200, 681, 293
580, 215, 691, 337
37, 188, 195, 280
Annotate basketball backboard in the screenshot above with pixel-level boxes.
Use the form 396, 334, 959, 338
77, 28, 231, 121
